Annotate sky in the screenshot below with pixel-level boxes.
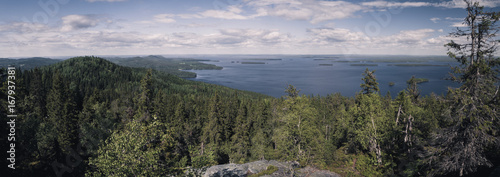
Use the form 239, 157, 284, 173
1, 0, 499, 58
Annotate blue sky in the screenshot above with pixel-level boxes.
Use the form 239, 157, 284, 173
1, 0, 499, 57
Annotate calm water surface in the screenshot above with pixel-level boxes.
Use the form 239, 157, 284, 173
183, 55, 460, 98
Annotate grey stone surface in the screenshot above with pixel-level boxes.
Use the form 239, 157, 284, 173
195, 160, 340, 177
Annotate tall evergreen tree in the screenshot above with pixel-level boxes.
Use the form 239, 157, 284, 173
134, 69, 153, 121
46, 71, 78, 155
406, 76, 420, 102
361, 68, 379, 94
430, 1, 500, 176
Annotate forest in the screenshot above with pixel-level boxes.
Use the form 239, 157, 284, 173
1, 1, 499, 177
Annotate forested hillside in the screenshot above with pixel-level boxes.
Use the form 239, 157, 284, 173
0, 57, 61, 70
0, 56, 268, 177
1, 2, 499, 177
1, 53, 498, 177
105, 55, 222, 78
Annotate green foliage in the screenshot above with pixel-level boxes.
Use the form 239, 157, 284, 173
273, 95, 323, 166
106, 55, 222, 78
190, 148, 218, 168
433, 1, 500, 176
406, 76, 421, 101
86, 120, 175, 176
355, 153, 384, 177
0, 57, 61, 70
4, 44, 499, 177
360, 68, 379, 94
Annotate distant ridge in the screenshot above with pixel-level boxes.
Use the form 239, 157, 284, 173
0, 57, 62, 70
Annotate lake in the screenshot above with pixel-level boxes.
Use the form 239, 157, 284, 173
183, 54, 461, 98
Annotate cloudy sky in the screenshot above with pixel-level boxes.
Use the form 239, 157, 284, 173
1, 0, 499, 57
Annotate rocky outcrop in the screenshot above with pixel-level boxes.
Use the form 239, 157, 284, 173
297, 166, 342, 177
185, 160, 340, 177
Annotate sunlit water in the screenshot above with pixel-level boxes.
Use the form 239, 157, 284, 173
183, 55, 461, 98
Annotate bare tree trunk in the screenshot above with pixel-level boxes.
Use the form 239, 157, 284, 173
404, 115, 413, 153
201, 142, 204, 155
396, 104, 402, 125
371, 116, 382, 164
469, 4, 476, 67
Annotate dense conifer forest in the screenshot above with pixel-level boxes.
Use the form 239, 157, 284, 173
1, 1, 499, 177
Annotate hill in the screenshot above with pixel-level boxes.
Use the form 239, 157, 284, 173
0, 57, 61, 70
2, 56, 268, 177
3, 56, 498, 177
105, 55, 222, 78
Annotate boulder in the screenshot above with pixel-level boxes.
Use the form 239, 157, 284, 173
198, 160, 339, 177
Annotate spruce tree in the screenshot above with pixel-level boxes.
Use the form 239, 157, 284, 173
406, 76, 420, 102
134, 69, 153, 121
430, 1, 500, 176
46, 71, 78, 155
361, 68, 379, 94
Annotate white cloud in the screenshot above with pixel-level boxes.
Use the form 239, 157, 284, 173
202, 29, 291, 47
361, 0, 500, 9
442, 17, 467, 27
445, 17, 463, 21
381, 29, 435, 45
149, 5, 263, 21
86, 0, 126, 2
302, 27, 448, 55
0, 22, 50, 33
153, 14, 177, 23
451, 22, 467, 27
426, 34, 467, 48
146, 1, 361, 24
430, 17, 441, 23
248, 0, 363, 24
144, 0, 498, 25
307, 28, 369, 44
361, 1, 431, 8
435, 0, 500, 8
199, 6, 250, 20
374, 29, 435, 47
61, 14, 107, 32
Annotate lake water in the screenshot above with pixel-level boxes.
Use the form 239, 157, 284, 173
183, 55, 461, 98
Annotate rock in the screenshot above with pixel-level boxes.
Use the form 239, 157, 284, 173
202, 160, 292, 177
198, 160, 339, 177
296, 166, 341, 177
